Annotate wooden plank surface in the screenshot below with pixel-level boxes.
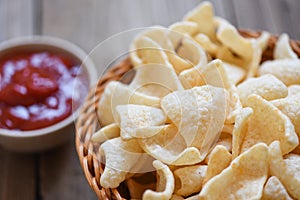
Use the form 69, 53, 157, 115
0, 0, 35, 40
0, 150, 37, 200
1, 1, 300, 200
42, 0, 238, 75
39, 136, 97, 200
41, 0, 206, 73
0, 1, 37, 200
42, 0, 205, 51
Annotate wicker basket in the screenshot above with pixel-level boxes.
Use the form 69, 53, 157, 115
75, 30, 300, 200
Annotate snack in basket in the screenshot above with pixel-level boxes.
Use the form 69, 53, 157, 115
274, 33, 298, 60
97, 81, 160, 126
236, 74, 288, 105
202, 145, 232, 185
174, 164, 207, 197
89, 1, 300, 199
236, 94, 298, 155
116, 104, 166, 140
262, 176, 292, 200
199, 143, 269, 200
143, 160, 175, 200
130, 64, 184, 97
268, 141, 300, 199
137, 124, 203, 166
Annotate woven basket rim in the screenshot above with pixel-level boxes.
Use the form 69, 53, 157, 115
75, 29, 300, 200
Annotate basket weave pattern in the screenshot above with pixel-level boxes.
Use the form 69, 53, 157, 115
76, 58, 131, 200
75, 30, 300, 200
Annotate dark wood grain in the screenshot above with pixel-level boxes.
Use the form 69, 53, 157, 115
0, 149, 37, 200
39, 134, 97, 200
0, 0, 299, 200
0, 1, 37, 200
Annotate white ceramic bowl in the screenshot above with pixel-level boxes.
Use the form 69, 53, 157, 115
0, 36, 98, 153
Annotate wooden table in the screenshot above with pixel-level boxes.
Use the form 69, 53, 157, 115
0, 0, 299, 199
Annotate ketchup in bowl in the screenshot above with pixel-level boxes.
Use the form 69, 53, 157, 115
0, 51, 88, 131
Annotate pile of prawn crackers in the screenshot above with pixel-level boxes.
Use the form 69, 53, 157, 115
92, 2, 300, 200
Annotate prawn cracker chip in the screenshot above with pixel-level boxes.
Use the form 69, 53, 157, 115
262, 176, 292, 200
193, 60, 244, 124
245, 41, 263, 78
194, 33, 218, 56
169, 21, 199, 36
167, 24, 203, 74
288, 84, 300, 96
256, 31, 271, 51
166, 52, 193, 74
168, 34, 202, 74
240, 94, 298, 155
194, 59, 232, 89
177, 41, 208, 89
92, 123, 120, 143
130, 63, 183, 97
225, 87, 243, 125
223, 62, 246, 85
199, 143, 269, 200
237, 74, 288, 105
204, 131, 233, 163
203, 145, 232, 184
141, 28, 174, 51
99, 137, 144, 188
116, 104, 166, 140
274, 33, 298, 60
97, 81, 160, 126
183, 1, 216, 41
143, 160, 175, 200
161, 85, 227, 154
177, 37, 208, 66
216, 22, 253, 61
272, 93, 300, 135
135, 125, 165, 139
216, 23, 267, 79
221, 124, 234, 135
138, 124, 203, 165
132, 36, 171, 66
258, 59, 300, 86
269, 141, 300, 199
232, 107, 253, 158
179, 59, 231, 90
215, 46, 247, 68
174, 165, 207, 197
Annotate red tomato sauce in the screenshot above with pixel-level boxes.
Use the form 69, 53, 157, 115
0, 51, 89, 130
